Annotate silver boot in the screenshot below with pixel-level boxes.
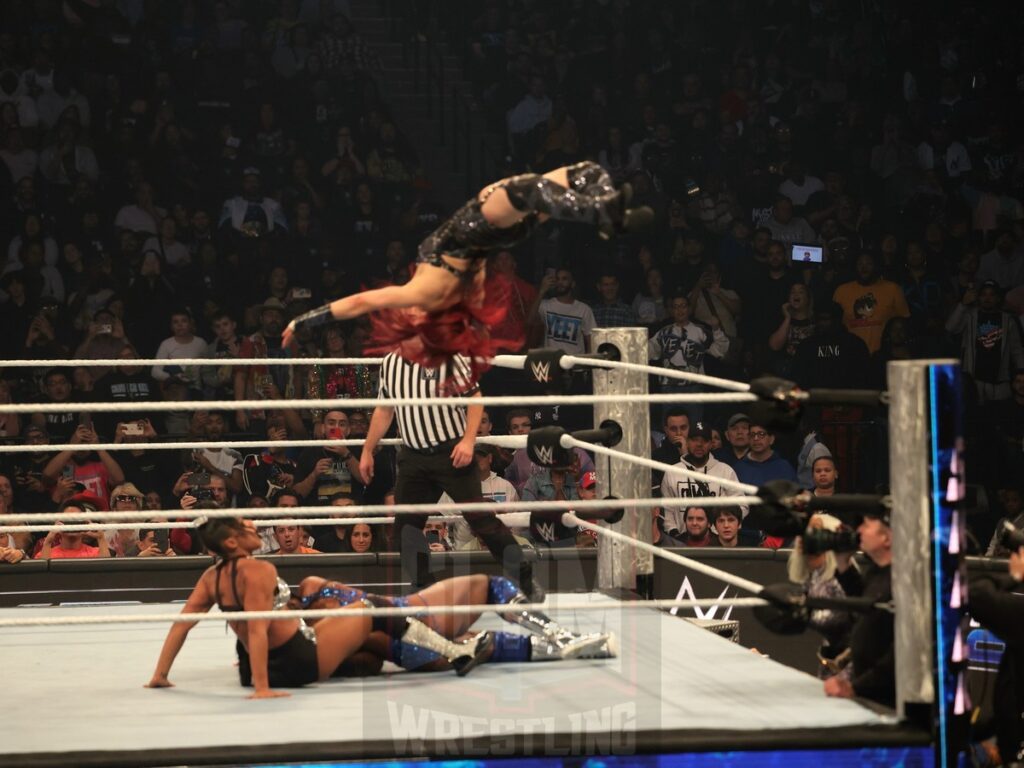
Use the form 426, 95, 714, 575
402, 618, 494, 677
501, 595, 617, 660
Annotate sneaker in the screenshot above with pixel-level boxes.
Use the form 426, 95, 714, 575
530, 632, 619, 661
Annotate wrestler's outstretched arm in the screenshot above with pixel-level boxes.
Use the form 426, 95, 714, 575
145, 572, 215, 689
282, 279, 434, 348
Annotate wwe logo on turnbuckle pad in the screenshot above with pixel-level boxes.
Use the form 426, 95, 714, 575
525, 348, 565, 386
526, 425, 570, 468
534, 445, 555, 466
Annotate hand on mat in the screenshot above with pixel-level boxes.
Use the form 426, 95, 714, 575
145, 675, 174, 689
248, 689, 291, 700
823, 676, 853, 698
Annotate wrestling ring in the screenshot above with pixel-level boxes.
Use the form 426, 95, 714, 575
0, 328, 966, 768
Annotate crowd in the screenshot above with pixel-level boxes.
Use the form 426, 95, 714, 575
0, 0, 1021, 572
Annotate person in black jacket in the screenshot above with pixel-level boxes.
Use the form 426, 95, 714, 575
969, 545, 1024, 766
824, 509, 894, 707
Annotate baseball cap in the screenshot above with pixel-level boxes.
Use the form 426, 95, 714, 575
579, 471, 597, 490
260, 297, 288, 314
862, 508, 892, 528
688, 421, 712, 439
979, 279, 1002, 293
727, 413, 751, 428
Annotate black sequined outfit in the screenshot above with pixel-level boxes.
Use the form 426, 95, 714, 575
416, 197, 538, 280
415, 162, 614, 280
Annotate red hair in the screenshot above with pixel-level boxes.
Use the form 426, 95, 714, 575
367, 276, 522, 383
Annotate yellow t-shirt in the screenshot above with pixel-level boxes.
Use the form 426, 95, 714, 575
832, 279, 910, 353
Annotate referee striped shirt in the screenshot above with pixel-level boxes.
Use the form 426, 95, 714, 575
378, 353, 480, 450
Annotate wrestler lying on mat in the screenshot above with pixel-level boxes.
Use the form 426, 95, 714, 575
295, 574, 616, 675
145, 518, 613, 699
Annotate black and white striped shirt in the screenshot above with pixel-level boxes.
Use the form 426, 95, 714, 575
378, 353, 480, 450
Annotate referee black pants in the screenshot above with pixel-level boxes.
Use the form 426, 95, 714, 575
394, 445, 530, 589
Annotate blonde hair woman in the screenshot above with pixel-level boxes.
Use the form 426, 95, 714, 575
787, 513, 855, 679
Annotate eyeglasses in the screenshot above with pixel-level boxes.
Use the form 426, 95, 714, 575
113, 495, 140, 504
749, 431, 769, 439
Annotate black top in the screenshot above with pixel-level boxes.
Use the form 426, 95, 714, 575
213, 558, 244, 612
837, 561, 894, 707
969, 572, 1024, 764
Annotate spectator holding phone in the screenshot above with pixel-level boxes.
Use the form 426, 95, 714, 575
42, 424, 125, 509
768, 283, 816, 376
294, 409, 364, 504
109, 482, 177, 557
35, 499, 111, 560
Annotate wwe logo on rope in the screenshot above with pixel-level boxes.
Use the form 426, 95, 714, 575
530, 360, 551, 383
534, 445, 555, 466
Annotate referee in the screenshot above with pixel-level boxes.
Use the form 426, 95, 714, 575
360, 352, 538, 597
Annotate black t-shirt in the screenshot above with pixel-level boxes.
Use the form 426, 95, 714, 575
6, 453, 56, 514
974, 310, 1005, 385
313, 529, 348, 553
242, 453, 299, 500
91, 372, 162, 437
296, 447, 359, 504
117, 450, 180, 497
837, 562, 894, 707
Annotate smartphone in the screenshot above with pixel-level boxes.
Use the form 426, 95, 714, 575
123, 422, 144, 436
791, 244, 824, 265
98, 324, 113, 334
326, 426, 344, 440
225, 136, 241, 149
425, 530, 442, 547
292, 288, 312, 299
154, 529, 169, 551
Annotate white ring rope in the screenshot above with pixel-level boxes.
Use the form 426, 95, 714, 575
0, 392, 758, 415
0, 597, 771, 628
0, 353, 754, 393
1, 496, 764, 525
6, 357, 385, 368
0, 515, 468, 534
564, 513, 765, 595
567, 355, 752, 392
0, 435, 524, 454
561, 435, 759, 496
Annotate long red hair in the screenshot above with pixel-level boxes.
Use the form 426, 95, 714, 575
367, 274, 522, 383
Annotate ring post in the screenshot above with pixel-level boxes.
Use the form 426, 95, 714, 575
591, 327, 652, 591
888, 360, 967, 764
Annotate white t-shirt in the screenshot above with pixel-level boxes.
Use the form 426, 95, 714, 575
916, 141, 972, 179
143, 236, 191, 267
151, 335, 209, 383
778, 176, 825, 206
441, 472, 524, 549
114, 204, 165, 235
198, 447, 242, 477
538, 298, 595, 354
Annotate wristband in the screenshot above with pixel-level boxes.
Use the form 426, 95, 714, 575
292, 305, 334, 333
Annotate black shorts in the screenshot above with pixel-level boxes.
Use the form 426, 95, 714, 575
236, 630, 319, 688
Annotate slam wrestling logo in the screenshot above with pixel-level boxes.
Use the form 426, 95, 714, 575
386, 701, 637, 756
